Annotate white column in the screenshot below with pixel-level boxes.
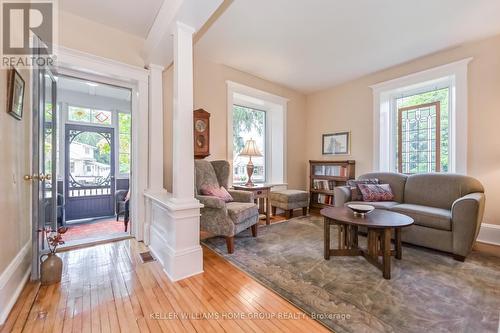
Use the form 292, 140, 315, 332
148, 64, 165, 191
172, 22, 195, 201
146, 21, 203, 281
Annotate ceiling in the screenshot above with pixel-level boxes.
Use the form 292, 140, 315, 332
58, 76, 132, 102
60, 0, 165, 38
195, 0, 500, 93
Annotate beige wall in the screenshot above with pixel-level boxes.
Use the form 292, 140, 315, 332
306, 34, 500, 225
0, 68, 32, 274
164, 57, 308, 191
59, 11, 145, 67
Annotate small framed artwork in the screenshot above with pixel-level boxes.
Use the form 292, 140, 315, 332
322, 131, 350, 155
7, 68, 25, 120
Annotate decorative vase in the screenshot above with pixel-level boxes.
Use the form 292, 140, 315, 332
40, 253, 62, 285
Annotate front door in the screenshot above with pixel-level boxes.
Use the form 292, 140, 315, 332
31, 53, 58, 280
65, 124, 115, 220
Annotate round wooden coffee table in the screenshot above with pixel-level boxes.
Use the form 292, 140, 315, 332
320, 207, 414, 279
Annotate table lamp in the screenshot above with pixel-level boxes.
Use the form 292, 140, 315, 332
239, 139, 262, 187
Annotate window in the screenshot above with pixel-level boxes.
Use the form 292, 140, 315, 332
118, 112, 131, 175
371, 59, 470, 174
232, 105, 266, 183
396, 88, 449, 174
68, 106, 112, 125
227, 81, 288, 186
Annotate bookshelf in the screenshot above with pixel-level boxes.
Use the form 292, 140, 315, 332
309, 160, 355, 209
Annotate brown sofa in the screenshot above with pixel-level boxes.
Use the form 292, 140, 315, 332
334, 172, 485, 261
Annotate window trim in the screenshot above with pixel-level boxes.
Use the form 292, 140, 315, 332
226, 81, 288, 187
371, 58, 471, 174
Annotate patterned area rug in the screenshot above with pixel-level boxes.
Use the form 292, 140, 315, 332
202, 215, 500, 333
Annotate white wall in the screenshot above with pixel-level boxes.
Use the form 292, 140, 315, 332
0, 68, 32, 324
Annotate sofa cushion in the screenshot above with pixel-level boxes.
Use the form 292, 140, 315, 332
347, 179, 379, 201
226, 202, 258, 224
358, 183, 395, 202
392, 203, 452, 231
200, 185, 233, 202
270, 190, 309, 203
346, 201, 399, 210
404, 173, 484, 210
359, 172, 407, 203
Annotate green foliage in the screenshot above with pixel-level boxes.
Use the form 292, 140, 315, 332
73, 132, 111, 165
119, 113, 131, 133
119, 154, 130, 174
232, 105, 265, 154
118, 113, 131, 174
397, 88, 449, 173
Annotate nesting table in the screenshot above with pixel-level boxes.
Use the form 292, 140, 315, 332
320, 207, 414, 279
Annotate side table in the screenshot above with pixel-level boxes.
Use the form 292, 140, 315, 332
233, 184, 272, 225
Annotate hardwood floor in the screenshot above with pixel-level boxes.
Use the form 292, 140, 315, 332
1, 239, 329, 333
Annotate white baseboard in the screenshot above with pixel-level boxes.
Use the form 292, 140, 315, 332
477, 223, 500, 246
0, 242, 32, 325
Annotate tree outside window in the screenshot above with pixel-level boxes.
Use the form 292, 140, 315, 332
118, 113, 131, 175
232, 105, 266, 183
396, 87, 449, 174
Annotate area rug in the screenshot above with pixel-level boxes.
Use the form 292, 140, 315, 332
202, 215, 500, 333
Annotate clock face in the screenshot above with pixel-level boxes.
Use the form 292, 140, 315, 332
195, 119, 207, 133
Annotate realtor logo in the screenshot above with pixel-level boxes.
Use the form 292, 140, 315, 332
1, 0, 57, 67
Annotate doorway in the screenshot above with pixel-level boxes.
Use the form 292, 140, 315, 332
55, 75, 132, 246
65, 124, 115, 220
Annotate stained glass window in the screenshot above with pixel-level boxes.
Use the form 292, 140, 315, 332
68, 106, 112, 125
398, 102, 440, 174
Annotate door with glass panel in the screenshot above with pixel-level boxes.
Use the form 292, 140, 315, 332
65, 124, 115, 220
31, 55, 58, 280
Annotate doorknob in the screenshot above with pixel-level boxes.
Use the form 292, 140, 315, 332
24, 174, 39, 181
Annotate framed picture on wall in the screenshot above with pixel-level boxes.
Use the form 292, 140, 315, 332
7, 68, 25, 120
322, 131, 350, 155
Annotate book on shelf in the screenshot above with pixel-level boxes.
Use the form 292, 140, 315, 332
316, 194, 333, 205
314, 165, 347, 177
312, 179, 336, 191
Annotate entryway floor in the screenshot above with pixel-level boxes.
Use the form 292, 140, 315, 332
62, 218, 128, 246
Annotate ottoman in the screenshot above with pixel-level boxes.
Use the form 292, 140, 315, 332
270, 190, 310, 219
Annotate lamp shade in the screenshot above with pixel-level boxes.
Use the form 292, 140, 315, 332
239, 139, 262, 157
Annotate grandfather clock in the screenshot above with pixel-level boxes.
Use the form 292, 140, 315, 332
193, 109, 210, 159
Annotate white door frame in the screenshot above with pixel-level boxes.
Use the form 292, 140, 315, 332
55, 46, 150, 240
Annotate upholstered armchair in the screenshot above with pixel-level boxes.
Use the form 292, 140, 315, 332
194, 160, 259, 253
115, 190, 130, 231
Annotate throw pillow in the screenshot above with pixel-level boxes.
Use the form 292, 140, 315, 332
358, 183, 395, 202
346, 179, 379, 201
200, 185, 233, 202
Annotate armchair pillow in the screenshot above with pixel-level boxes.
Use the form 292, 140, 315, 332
347, 178, 379, 201
358, 183, 395, 202
200, 185, 234, 202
